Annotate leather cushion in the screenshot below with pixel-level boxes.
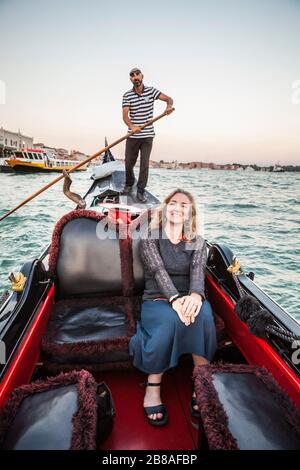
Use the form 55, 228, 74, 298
213, 372, 300, 450
3, 385, 77, 450
46, 303, 127, 344
41, 297, 135, 364
56, 218, 122, 296
194, 364, 300, 450
0, 370, 104, 450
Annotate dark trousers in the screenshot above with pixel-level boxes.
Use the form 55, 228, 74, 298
125, 137, 153, 192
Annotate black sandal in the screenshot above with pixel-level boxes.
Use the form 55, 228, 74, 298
143, 382, 168, 427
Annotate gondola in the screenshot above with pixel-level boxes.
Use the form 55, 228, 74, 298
0, 147, 299, 451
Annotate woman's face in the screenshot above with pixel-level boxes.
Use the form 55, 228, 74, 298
165, 192, 192, 225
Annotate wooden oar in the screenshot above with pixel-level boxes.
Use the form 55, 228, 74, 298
0, 109, 174, 222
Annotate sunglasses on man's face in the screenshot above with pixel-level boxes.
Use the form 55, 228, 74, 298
130, 71, 141, 77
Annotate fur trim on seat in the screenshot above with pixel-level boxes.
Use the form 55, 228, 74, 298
119, 231, 134, 297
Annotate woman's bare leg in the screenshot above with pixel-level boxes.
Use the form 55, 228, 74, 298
144, 373, 163, 420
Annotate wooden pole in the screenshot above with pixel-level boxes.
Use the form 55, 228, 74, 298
0, 109, 174, 222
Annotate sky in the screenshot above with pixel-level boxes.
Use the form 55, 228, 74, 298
0, 0, 299, 165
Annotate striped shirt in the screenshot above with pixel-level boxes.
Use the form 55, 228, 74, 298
122, 86, 161, 138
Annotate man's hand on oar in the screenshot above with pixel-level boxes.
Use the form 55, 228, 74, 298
165, 105, 174, 115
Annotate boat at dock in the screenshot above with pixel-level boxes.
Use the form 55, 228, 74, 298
5, 148, 88, 173
0, 148, 299, 451
0, 158, 14, 173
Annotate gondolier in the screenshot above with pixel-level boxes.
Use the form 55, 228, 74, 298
122, 67, 174, 202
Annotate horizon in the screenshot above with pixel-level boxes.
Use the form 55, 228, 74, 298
1, 0, 300, 165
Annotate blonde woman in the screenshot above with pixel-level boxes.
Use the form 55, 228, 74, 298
129, 189, 217, 427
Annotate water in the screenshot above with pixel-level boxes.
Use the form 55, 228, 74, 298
0, 168, 299, 322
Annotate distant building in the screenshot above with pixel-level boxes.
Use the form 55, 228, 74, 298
223, 164, 236, 170
149, 160, 160, 168
33, 142, 55, 151
210, 163, 221, 170
158, 160, 178, 169
33, 143, 56, 156
70, 150, 87, 161
33, 142, 47, 148
56, 148, 69, 158
0, 127, 33, 158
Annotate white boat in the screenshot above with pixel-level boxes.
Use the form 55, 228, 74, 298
273, 164, 285, 173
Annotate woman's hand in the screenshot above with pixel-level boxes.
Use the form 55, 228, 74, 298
172, 298, 191, 326
181, 293, 203, 323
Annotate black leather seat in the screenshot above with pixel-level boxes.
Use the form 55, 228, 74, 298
194, 363, 300, 450
0, 370, 109, 450
42, 210, 144, 371
3, 385, 78, 450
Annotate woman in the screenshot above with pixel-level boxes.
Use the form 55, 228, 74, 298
129, 189, 217, 426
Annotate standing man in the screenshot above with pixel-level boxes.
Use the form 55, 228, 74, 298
122, 67, 174, 202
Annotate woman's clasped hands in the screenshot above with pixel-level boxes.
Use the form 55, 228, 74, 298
172, 293, 202, 326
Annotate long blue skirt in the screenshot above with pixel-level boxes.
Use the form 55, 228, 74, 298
129, 299, 217, 374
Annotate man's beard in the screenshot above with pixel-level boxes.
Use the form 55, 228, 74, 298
133, 80, 142, 87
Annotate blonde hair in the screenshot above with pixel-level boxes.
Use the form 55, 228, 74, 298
150, 189, 199, 242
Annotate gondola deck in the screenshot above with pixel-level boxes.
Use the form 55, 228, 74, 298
99, 365, 198, 450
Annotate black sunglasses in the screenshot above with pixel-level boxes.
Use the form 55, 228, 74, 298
130, 71, 141, 77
